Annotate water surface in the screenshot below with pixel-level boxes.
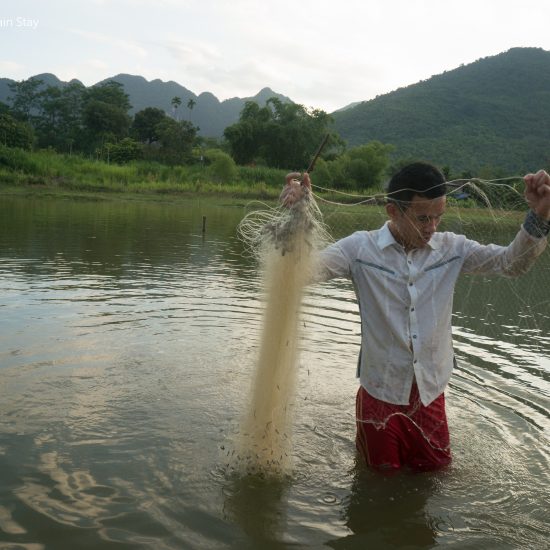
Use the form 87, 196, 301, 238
0, 195, 548, 549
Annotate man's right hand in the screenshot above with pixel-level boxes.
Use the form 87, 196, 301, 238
524, 169, 550, 221
280, 172, 312, 207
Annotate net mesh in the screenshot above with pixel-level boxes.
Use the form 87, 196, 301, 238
229, 175, 549, 474
312, 176, 547, 456
230, 191, 330, 477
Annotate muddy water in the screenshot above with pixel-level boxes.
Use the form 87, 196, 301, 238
0, 195, 548, 549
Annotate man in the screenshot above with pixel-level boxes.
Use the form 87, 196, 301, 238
281, 162, 550, 471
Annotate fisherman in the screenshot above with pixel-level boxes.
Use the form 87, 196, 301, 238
281, 162, 550, 471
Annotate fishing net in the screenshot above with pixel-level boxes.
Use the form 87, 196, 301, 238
230, 187, 330, 477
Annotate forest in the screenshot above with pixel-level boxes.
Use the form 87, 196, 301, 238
333, 47, 550, 174
0, 76, 397, 194
1, 47, 548, 205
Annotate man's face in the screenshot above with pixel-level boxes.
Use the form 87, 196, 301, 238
387, 194, 446, 250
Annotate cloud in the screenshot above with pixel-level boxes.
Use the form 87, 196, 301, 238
69, 28, 148, 58
163, 38, 222, 68
0, 60, 25, 74
3, 0, 550, 112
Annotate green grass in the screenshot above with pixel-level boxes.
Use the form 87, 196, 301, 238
0, 145, 382, 202
0, 145, 289, 199
0, 146, 527, 225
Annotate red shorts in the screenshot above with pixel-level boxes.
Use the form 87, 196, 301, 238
355, 384, 451, 471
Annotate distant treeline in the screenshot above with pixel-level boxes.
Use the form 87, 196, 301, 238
0, 71, 533, 206
1, 78, 200, 163
0, 77, 397, 191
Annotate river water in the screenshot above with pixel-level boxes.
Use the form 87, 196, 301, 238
0, 195, 548, 549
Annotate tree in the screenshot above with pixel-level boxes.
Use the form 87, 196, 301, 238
224, 97, 337, 169
187, 98, 196, 121
34, 86, 64, 147
171, 96, 182, 120
60, 82, 86, 154
156, 117, 198, 163
83, 100, 131, 140
7, 77, 44, 123
346, 141, 394, 189
309, 157, 332, 188
81, 81, 132, 151
132, 107, 167, 144
5, 78, 88, 153
323, 141, 393, 190
7, 79, 86, 153
0, 113, 34, 149
85, 81, 131, 111
34, 83, 85, 152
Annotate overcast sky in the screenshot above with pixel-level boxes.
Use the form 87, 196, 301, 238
1, 0, 550, 112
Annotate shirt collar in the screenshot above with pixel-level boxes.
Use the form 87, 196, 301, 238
377, 221, 440, 251
377, 222, 398, 250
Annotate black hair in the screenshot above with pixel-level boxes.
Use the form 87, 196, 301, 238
386, 162, 446, 210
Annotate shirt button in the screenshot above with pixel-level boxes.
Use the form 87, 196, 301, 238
409, 282, 413, 286
411, 307, 415, 311
408, 260, 412, 264
412, 335, 417, 339
414, 359, 418, 364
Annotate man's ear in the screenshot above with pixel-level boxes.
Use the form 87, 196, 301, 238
386, 202, 400, 220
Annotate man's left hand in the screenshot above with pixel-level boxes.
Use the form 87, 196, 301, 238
524, 170, 550, 220
280, 172, 311, 208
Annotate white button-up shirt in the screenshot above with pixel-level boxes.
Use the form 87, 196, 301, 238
318, 221, 547, 406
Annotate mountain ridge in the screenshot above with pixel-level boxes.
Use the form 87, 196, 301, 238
0, 72, 292, 138
1, 47, 549, 172
332, 47, 550, 172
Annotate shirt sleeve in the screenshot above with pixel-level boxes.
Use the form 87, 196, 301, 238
461, 221, 547, 277
314, 233, 359, 282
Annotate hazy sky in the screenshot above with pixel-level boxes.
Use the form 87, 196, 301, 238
1, 0, 550, 112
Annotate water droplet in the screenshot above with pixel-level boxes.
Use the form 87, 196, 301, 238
322, 493, 338, 505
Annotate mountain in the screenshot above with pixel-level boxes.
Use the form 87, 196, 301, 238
332, 101, 364, 113
104, 74, 291, 137
0, 73, 292, 138
0, 72, 84, 105
332, 47, 550, 173
2, 48, 549, 172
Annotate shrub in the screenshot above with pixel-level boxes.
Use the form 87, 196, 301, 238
107, 138, 143, 164
206, 150, 238, 184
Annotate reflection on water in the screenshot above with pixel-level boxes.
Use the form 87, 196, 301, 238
0, 195, 549, 548
328, 462, 439, 549
222, 475, 290, 547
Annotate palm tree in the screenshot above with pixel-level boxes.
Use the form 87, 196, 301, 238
187, 98, 196, 122
171, 96, 182, 120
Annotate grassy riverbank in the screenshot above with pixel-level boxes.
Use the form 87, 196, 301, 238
0, 145, 525, 225
0, 145, 396, 209
0, 145, 290, 199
